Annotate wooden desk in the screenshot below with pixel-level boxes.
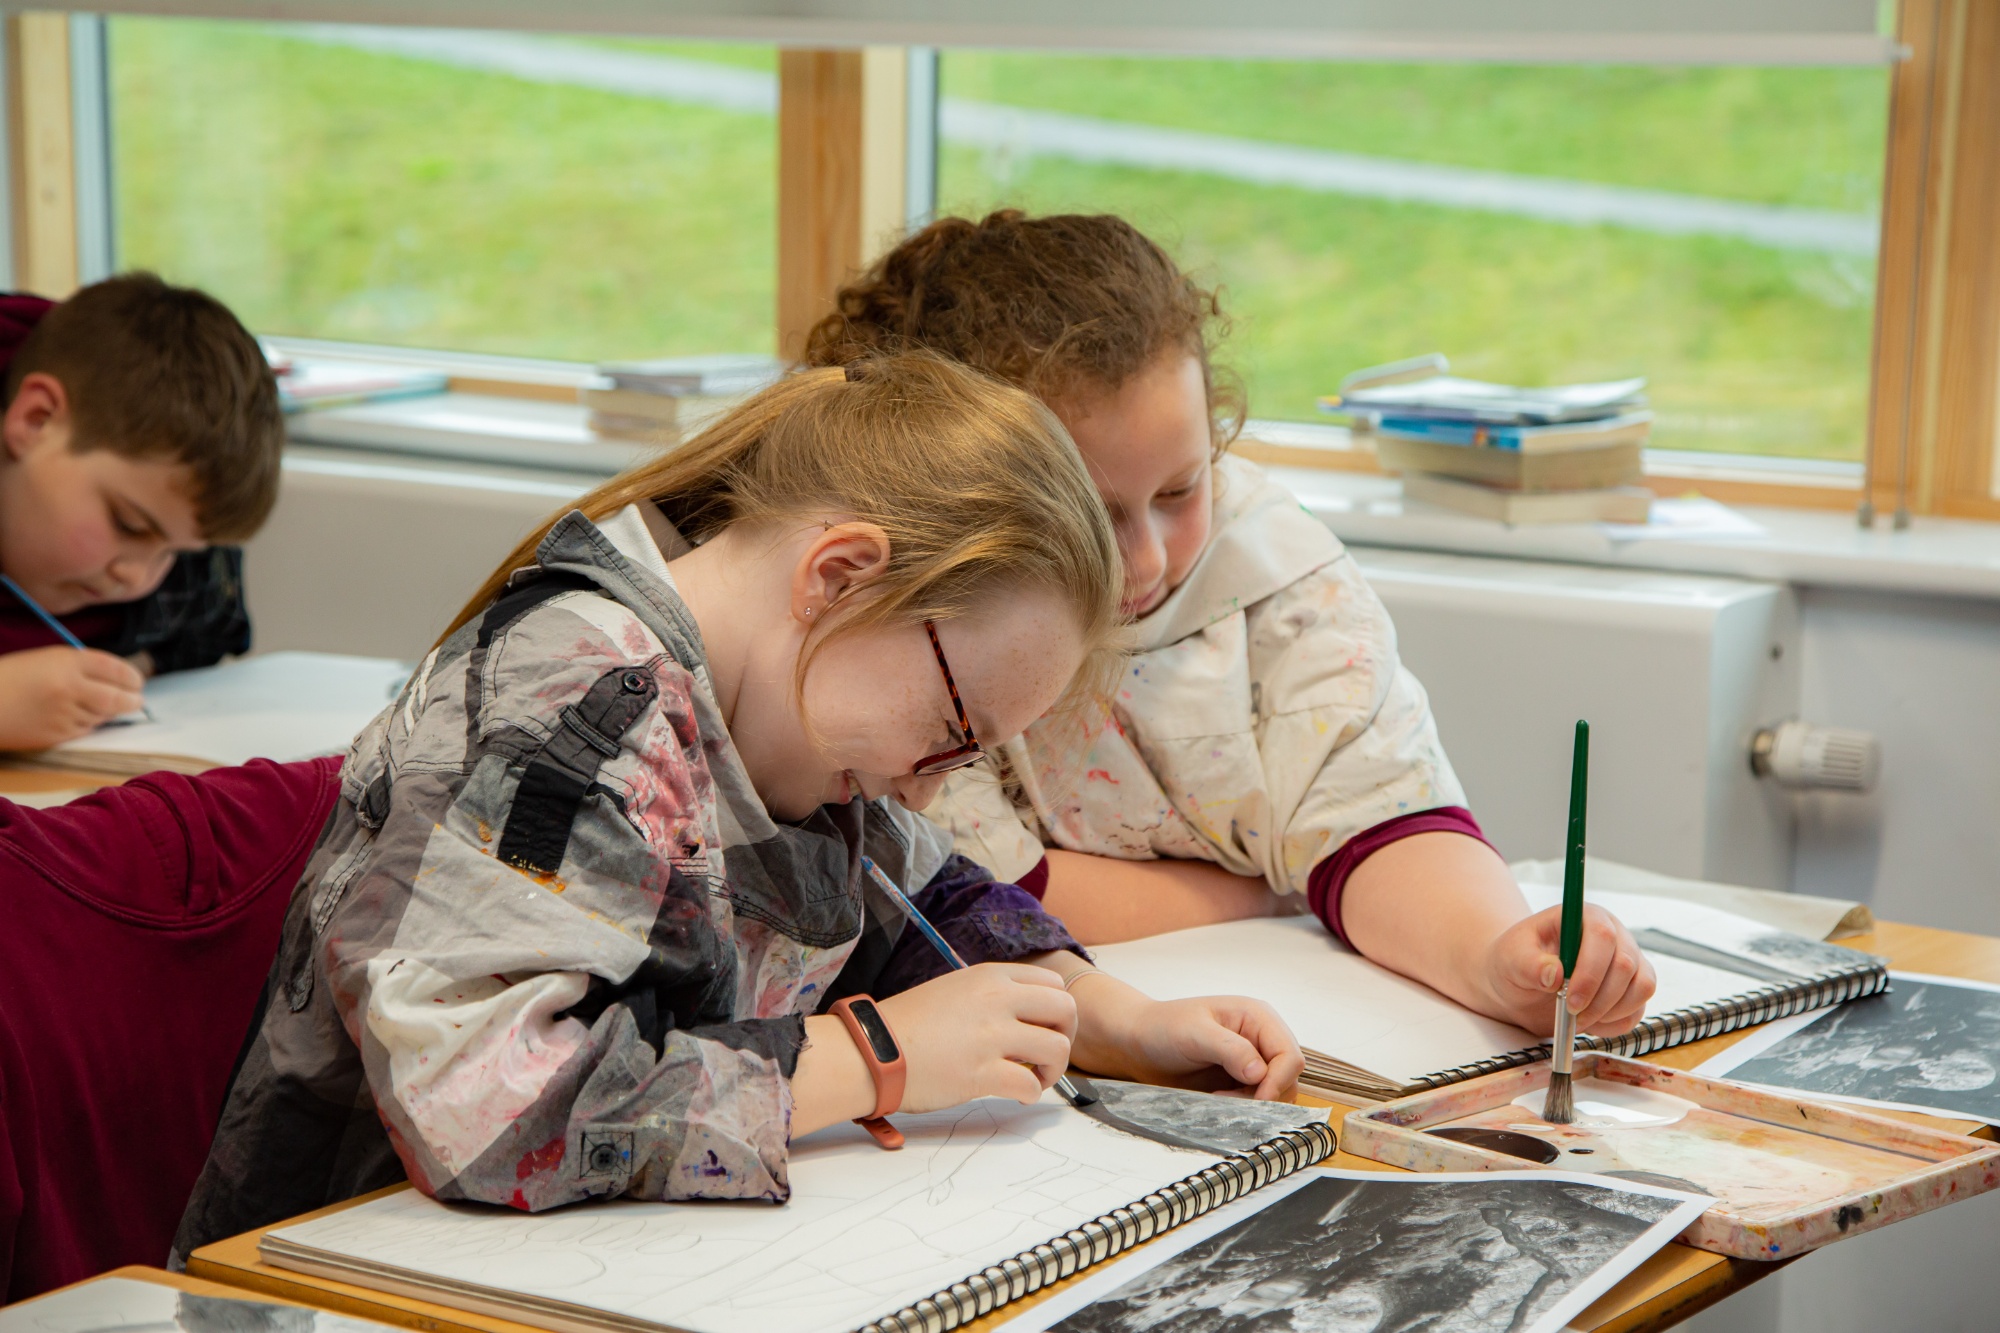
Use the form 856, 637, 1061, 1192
0, 764, 116, 797
188, 919, 2000, 1333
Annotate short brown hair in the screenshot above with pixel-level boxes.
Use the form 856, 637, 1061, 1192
802, 210, 1243, 450
6, 272, 282, 542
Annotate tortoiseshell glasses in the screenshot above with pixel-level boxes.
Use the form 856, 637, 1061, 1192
911, 620, 985, 776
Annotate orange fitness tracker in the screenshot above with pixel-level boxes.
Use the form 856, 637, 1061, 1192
831, 995, 907, 1150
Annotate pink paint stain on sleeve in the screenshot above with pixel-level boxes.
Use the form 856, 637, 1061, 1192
516, 1133, 566, 1180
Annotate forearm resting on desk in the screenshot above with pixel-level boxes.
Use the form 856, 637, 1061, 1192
1341, 831, 1529, 1016
1342, 831, 1656, 1036
1039, 848, 1278, 945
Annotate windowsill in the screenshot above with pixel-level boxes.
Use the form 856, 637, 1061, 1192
1276, 465, 2000, 602
286, 391, 643, 475
280, 381, 2000, 600
1236, 418, 1867, 503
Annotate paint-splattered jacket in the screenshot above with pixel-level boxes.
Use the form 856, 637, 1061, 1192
173, 507, 1081, 1258
927, 455, 1465, 898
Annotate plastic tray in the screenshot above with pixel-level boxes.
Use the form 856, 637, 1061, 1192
1341, 1053, 2000, 1260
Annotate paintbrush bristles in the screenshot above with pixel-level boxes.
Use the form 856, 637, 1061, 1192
1543, 1071, 1575, 1124
1542, 984, 1578, 1124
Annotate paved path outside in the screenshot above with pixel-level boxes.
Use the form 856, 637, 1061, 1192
289, 25, 1879, 256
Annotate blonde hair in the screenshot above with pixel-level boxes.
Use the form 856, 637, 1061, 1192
443, 354, 1124, 719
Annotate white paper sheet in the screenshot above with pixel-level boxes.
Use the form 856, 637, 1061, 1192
0, 1276, 394, 1333
1509, 856, 1867, 942
995, 1168, 1711, 1333
1089, 897, 1792, 1086
267, 1095, 1222, 1333
1091, 916, 1537, 1085
53, 651, 407, 767
1697, 971, 2000, 1126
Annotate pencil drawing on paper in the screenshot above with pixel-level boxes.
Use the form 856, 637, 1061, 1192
1724, 977, 2000, 1121
1045, 1175, 1684, 1333
268, 1098, 1214, 1333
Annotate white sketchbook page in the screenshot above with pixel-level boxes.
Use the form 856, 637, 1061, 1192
1090, 917, 1533, 1084
0, 1276, 395, 1333
1511, 858, 1864, 944
55, 651, 407, 766
995, 1168, 1711, 1333
267, 1095, 1222, 1333
1088, 909, 1762, 1086
1696, 971, 2000, 1126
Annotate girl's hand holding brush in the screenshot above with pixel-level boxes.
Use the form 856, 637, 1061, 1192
1480, 905, 1657, 1037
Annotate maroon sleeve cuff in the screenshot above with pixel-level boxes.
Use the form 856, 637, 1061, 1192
1306, 807, 1491, 947
1014, 855, 1050, 901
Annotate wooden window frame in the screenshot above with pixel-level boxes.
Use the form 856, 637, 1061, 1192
8, 14, 1993, 518
1861, 0, 2000, 522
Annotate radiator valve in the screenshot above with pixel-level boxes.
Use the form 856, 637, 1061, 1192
1750, 721, 1881, 792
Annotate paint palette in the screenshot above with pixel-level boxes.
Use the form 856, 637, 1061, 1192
1341, 1054, 2000, 1260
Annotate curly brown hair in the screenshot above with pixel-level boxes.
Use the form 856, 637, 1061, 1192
801, 210, 1243, 451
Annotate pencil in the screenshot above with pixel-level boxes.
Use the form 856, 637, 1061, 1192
0, 573, 157, 723
1542, 719, 1589, 1124
1, 574, 88, 650
860, 856, 1095, 1109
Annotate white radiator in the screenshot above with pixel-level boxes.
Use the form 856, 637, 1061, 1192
1351, 547, 1800, 889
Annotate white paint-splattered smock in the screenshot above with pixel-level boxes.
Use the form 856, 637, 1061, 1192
925, 455, 1471, 914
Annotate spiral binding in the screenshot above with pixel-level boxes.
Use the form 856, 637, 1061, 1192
857, 1120, 1338, 1333
1407, 959, 1891, 1093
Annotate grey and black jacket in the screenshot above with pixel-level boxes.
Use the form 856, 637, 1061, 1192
173, 507, 1081, 1259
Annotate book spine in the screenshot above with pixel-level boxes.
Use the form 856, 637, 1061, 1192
1408, 961, 1891, 1094
859, 1122, 1338, 1333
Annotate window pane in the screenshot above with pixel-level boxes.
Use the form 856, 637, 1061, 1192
111, 19, 775, 361
940, 56, 1889, 461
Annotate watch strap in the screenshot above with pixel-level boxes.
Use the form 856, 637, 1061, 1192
830, 995, 907, 1150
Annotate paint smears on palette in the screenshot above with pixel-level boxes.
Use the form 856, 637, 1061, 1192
1695, 972, 2000, 1126
1340, 1053, 2000, 1260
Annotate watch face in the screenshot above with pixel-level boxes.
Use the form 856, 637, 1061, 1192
849, 999, 900, 1064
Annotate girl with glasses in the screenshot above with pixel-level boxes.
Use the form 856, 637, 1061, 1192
174, 353, 1301, 1253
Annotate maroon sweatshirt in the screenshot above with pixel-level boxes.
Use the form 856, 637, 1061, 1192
0, 756, 339, 1301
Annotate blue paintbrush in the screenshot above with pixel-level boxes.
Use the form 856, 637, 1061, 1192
860, 855, 1094, 1109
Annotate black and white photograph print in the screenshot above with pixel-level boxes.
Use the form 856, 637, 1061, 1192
1087, 1078, 1329, 1155
1705, 973, 2000, 1124
1022, 1172, 1704, 1333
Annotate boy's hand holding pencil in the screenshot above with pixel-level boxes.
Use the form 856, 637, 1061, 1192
0, 643, 146, 749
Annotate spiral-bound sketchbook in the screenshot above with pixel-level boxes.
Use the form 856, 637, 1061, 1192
258, 1088, 1335, 1333
1091, 886, 1888, 1102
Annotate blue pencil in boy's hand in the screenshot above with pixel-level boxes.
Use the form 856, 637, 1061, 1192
860, 856, 1093, 1109
0, 573, 156, 724
1, 574, 89, 651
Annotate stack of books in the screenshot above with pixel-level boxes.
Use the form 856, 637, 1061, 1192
584, 354, 784, 446
267, 353, 448, 415
1326, 370, 1654, 524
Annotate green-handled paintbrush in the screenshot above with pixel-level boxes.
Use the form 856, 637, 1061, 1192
1543, 719, 1590, 1124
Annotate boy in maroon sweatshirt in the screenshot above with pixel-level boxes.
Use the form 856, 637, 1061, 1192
0, 277, 281, 748
0, 756, 339, 1300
